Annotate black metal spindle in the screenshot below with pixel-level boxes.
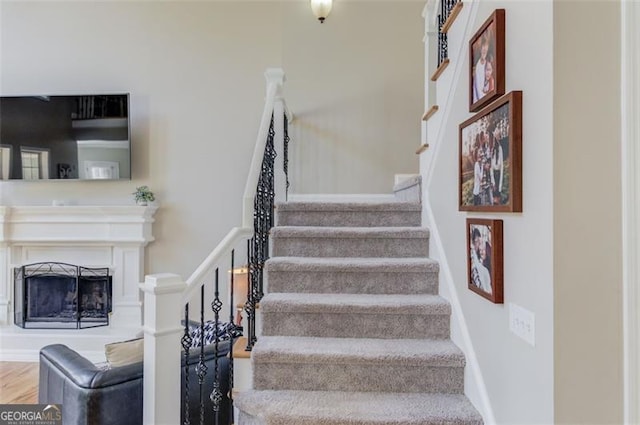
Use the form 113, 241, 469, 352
210, 269, 223, 425
181, 304, 192, 425
196, 286, 207, 425
244, 113, 277, 351
245, 238, 257, 350
442, 28, 448, 65
283, 114, 290, 201
437, 13, 449, 67
227, 251, 235, 425
446, 0, 453, 21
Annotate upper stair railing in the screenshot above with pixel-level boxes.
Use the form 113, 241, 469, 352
140, 68, 292, 425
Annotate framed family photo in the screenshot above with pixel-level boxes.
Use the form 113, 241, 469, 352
469, 9, 505, 113
459, 91, 522, 212
467, 218, 503, 304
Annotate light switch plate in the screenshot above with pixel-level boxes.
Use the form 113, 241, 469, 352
509, 303, 535, 346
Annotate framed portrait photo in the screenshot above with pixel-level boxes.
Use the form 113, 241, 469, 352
467, 218, 503, 304
469, 9, 505, 113
459, 91, 522, 212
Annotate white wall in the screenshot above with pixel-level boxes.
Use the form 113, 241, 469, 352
424, 0, 625, 423
283, 1, 423, 194
422, 1, 554, 423
0, 0, 423, 278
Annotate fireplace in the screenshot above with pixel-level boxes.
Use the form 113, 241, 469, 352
0, 206, 157, 361
14, 262, 112, 329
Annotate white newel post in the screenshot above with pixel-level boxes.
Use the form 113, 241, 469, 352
265, 68, 287, 204
140, 273, 186, 425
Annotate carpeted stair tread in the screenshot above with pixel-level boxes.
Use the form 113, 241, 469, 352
252, 336, 465, 367
260, 293, 450, 315
236, 390, 483, 425
276, 201, 421, 212
271, 226, 429, 239
238, 197, 483, 423
265, 256, 439, 272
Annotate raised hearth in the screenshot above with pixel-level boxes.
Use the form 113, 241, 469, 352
0, 205, 157, 361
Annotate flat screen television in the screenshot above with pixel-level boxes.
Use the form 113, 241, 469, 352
0, 94, 131, 180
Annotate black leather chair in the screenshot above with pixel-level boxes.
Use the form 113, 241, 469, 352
39, 341, 231, 425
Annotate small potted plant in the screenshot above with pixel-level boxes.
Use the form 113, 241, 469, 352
133, 186, 155, 206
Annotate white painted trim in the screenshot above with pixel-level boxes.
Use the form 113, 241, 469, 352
622, 1, 640, 423
424, 200, 496, 424
287, 194, 397, 203
182, 226, 252, 304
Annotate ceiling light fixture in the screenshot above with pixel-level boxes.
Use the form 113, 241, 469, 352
310, 0, 333, 24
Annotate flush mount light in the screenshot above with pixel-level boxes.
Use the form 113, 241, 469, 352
310, 0, 332, 23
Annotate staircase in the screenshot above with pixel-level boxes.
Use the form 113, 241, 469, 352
236, 200, 483, 425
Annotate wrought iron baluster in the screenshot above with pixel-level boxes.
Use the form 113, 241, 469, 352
210, 269, 223, 425
245, 113, 278, 351
442, 28, 448, 64
197, 286, 207, 425
437, 14, 443, 67
181, 304, 192, 425
284, 114, 290, 201
227, 250, 235, 425
245, 238, 257, 350
437, 14, 448, 66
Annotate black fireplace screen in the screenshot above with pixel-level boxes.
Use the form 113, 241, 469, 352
14, 262, 112, 329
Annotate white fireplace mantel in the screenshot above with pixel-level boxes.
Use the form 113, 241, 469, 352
0, 205, 157, 244
0, 205, 158, 361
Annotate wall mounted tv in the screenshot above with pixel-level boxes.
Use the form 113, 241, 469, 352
0, 94, 131, 181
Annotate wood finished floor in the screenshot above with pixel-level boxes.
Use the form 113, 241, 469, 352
0, 362, 39, 404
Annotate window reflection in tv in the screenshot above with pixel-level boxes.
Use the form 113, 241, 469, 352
0, 94, 131, 180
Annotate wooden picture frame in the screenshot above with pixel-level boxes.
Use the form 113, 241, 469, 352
459, 91, 522, 212
469, 9, 505, 113
467, 218, 503, 303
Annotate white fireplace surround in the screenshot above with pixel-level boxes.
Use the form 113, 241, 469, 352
0, 205, 157, 361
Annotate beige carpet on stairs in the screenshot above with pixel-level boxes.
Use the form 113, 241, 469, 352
236, 201, 483, 425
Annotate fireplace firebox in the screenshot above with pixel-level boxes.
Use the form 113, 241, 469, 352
14, 262, 112, 329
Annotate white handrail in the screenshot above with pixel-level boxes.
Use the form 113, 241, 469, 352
242, 82, 278, 228
182, 226, 252, 304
